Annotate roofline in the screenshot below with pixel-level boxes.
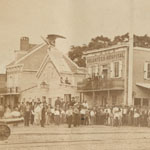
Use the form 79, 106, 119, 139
22, 69, 37, 72
83, 43, 150, 55
63, 54, 80, 69
134, 46, 150, 52
14, 43, 46, 65
36, 54, 49, 78
6, 64, 24, 69
83, 43, 129, 55
36, 50, 61, 78
74, 72, 86, 75
20, 85, 37, 93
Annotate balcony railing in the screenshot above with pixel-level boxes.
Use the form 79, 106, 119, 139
7, 87, 20, 93
77, 78, 124, 91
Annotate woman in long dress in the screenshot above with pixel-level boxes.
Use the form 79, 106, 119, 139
34, 103, 41, 125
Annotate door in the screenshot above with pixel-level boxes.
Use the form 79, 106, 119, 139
102, 96, 107, 106
64, 94, 71, 102
102, 69, 108, 79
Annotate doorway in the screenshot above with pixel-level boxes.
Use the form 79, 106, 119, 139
102, 69, 108, 79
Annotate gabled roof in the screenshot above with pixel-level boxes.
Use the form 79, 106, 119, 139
36, 47, 86, 78
48, 47, 72, 73
7, 44, 48, 71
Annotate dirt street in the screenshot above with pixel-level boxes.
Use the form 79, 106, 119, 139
0, 125, 150, 150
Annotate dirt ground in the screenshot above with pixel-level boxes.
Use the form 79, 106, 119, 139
1, 125, 150, 150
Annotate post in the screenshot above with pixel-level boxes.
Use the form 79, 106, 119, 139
128, 0, 134, 106
107, 90, 110, 106
92, 91, 95, 105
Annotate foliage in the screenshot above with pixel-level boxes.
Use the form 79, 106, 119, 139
68, 33, 150, 67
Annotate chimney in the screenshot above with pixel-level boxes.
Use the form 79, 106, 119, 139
20, 37, 29, 51
46, 34, 66, 47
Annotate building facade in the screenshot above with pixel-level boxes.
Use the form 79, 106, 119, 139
22, 43, 86, 106
0, 74, 7, 105
77, 43, 150, 107
3, 35, 85, 108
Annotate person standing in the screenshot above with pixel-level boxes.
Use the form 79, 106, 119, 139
80, 107, 86, 125
46, 104, 51, 125
54, 106, 60, 125
90, 108, 95, 125
34, 103, 41, 125
30, 102, 35, 125
73, 106, 79, 127
24, 102, 31, 126
40, 103, 47, 127
55, 97, 61, 107
66, 106, 73, 128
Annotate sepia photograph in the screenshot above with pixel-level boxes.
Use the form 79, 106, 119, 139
0, 0, 150, 149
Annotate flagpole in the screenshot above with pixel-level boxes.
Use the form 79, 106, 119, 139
127, 0, 134, 106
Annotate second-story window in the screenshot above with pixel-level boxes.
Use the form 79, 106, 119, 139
114, 62, 119, 77
110, 61, 122, 78
144, 62, 150, 79
147, 64, 150, 78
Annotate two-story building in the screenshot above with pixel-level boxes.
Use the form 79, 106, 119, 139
4, 37, 47, 108
77, 43, 150, 107
3, 35, 85, 108
21, 36, 86, 106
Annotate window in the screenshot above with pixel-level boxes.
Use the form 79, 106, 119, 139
87, 67, 92, 78
92, 66, 96, 77
95, 64, 99, 76
148, 64, 150, 78
134, 98, 141, 106
143, 98, 149, 106
114, 62, 119, 77
64, 94, 71, 102
144, 62, 150, 79
110, 61, 122, 78
112, 96, 117, 105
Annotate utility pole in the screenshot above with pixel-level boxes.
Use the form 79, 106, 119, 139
128, 0, 134, 106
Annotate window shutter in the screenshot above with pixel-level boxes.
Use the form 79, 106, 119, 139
119, 61, 122, 78
144, 62, 148, 79
95, 64, 99, 76
87, 67, 92, 77
110, 62, 114, 78
99, 65, 103, 76
92, 66, 95, 78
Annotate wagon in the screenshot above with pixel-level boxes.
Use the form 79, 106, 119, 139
0, 117, 24, 141
0, 122, 11, 141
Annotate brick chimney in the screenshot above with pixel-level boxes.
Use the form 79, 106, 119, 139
20, 37, 29, 51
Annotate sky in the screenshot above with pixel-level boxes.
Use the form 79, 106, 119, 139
0, 0, 150, 73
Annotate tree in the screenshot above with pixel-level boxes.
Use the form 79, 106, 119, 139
68, 33, 150, 67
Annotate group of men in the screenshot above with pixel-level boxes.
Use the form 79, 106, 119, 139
1, 98, 150, 128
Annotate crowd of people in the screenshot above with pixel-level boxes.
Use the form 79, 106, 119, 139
1, 97, 150, 128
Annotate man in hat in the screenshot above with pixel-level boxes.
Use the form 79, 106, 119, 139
55, 97, 61, 107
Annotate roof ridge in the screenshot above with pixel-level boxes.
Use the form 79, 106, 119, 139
15, 43, 46, 65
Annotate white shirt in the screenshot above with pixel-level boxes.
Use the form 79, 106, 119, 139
80, 109, 86, 115
123, 108, 127, 114
54, 110, 60, 115
90, 111, 95, 117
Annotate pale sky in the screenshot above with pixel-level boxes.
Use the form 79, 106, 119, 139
0, 0, 150, 73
